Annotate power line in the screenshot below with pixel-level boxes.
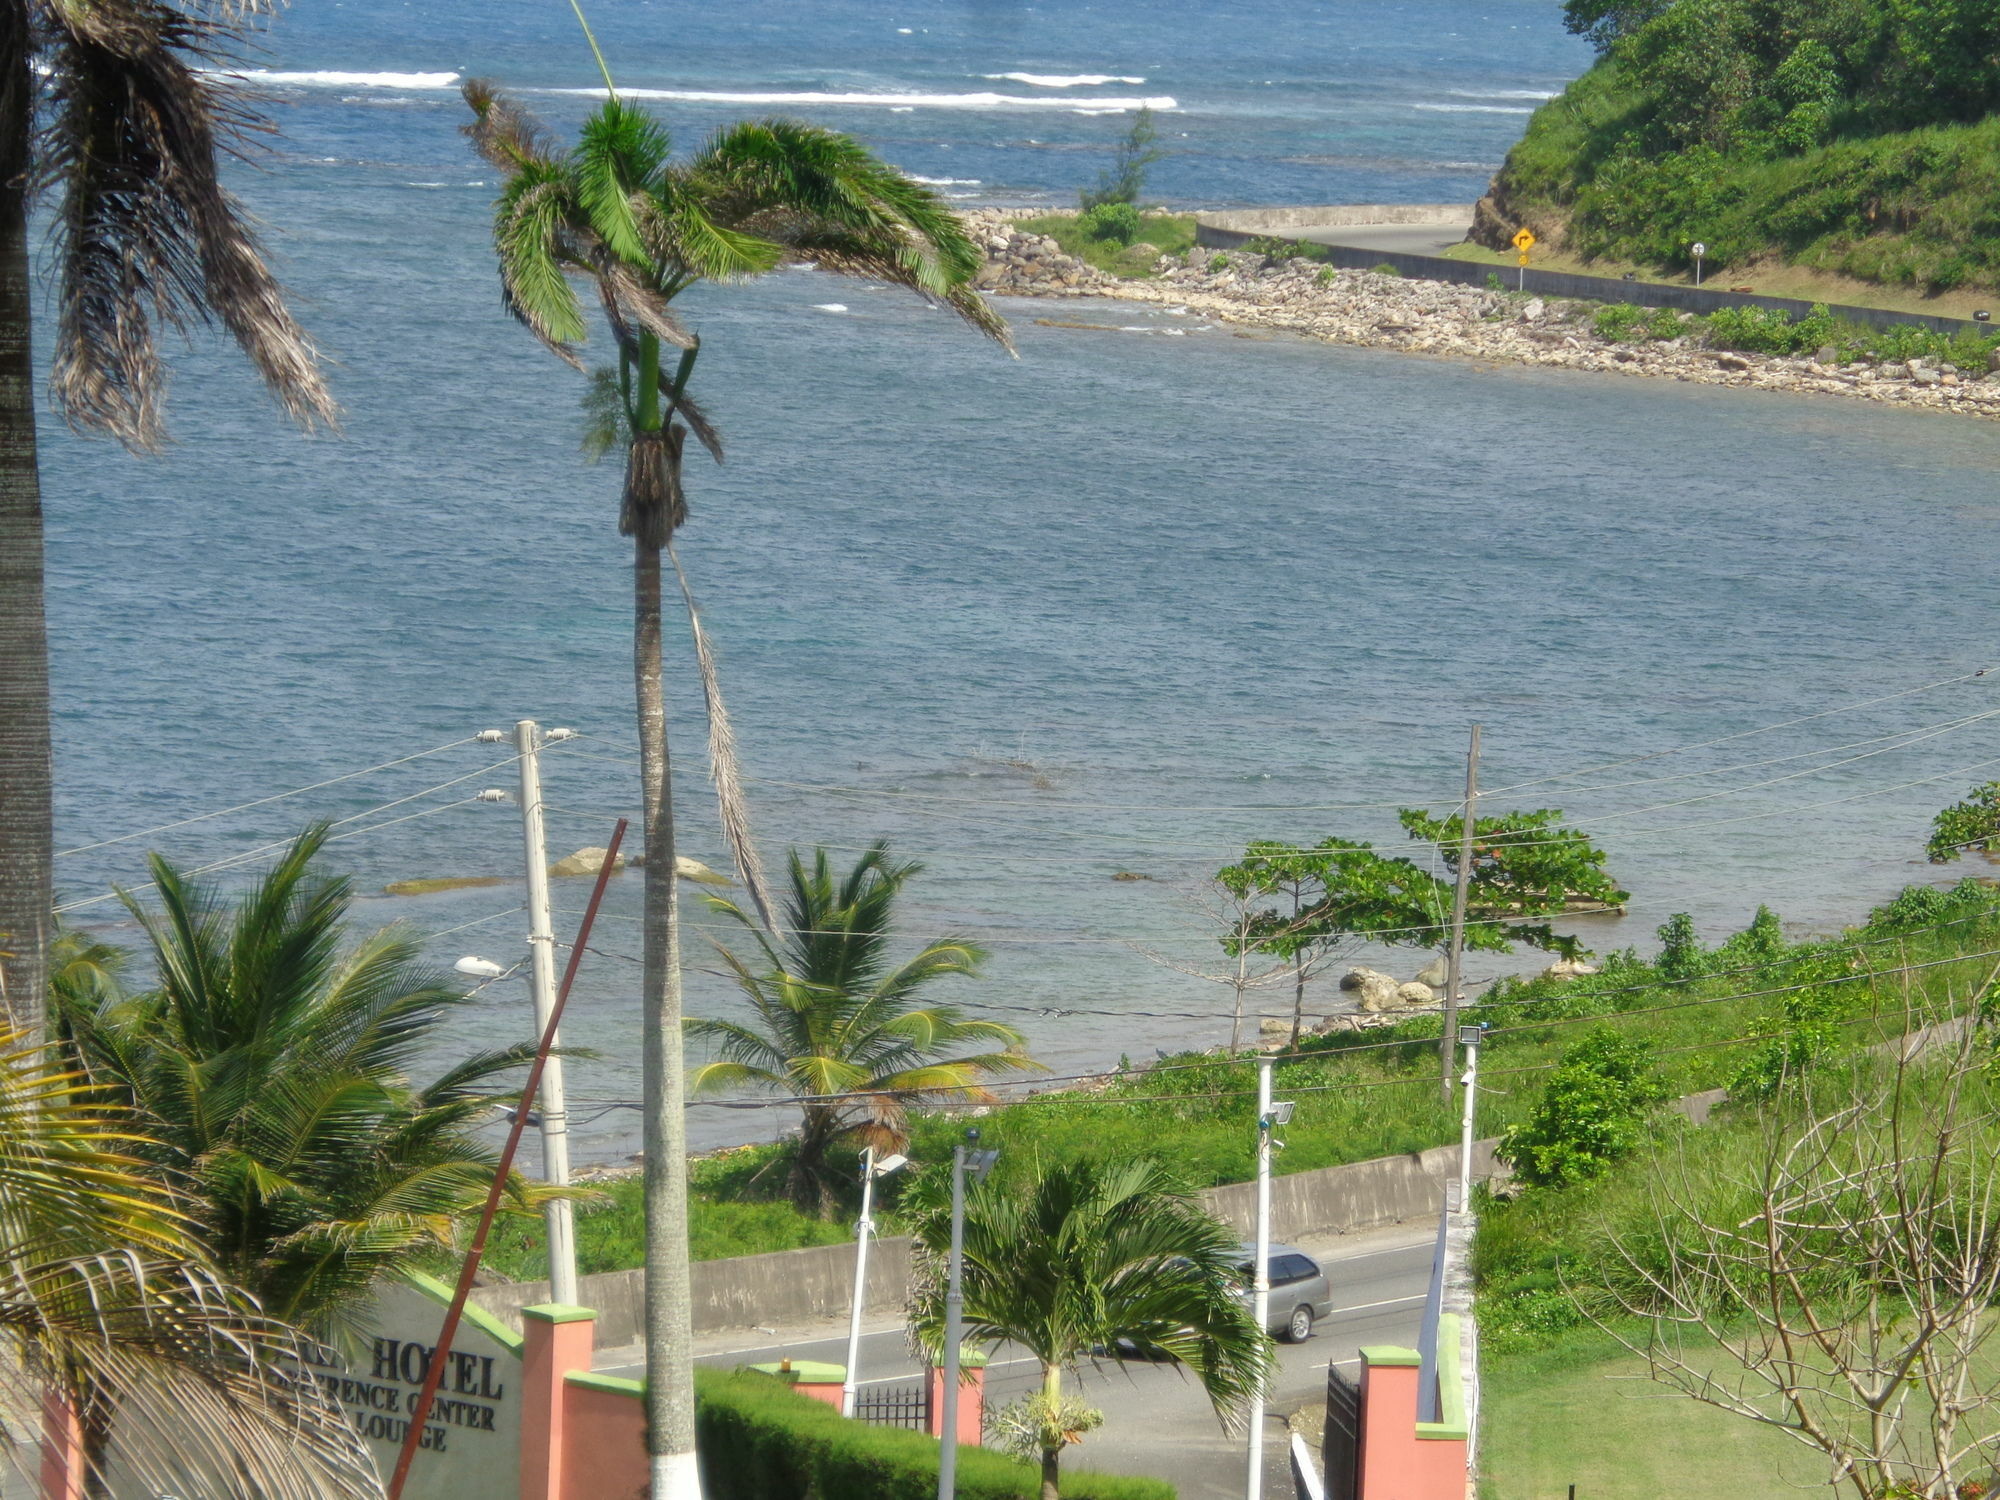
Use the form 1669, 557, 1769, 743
56, 735, 482, 857
56, 757, 521, 915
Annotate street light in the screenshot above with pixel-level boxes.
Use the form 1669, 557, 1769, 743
1457, 1023, 1488, 1211
841, 1147, 910, 1417
1246, 1059, 1294, 1500
1691, 241, 1707, 287
454, 956, 506, 979
938, 1129, 999, 1500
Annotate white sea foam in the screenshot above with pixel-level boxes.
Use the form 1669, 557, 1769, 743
910, 176, 982, 185
890, 106, 914, 112
223, 69, 461, 89
982, 72, 1146, 87
1413, 102, 1534, 114
814, 303, 850, 313
544, 86, 1175, 111
1447, 88, 1558, 100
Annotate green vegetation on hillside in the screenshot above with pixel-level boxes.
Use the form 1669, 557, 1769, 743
495, 877, 2000, 1279
1490, 0, 2000, 291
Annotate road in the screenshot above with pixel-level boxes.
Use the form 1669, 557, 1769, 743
1287, 221, 1471, 256
598, 1223, 1437, 1500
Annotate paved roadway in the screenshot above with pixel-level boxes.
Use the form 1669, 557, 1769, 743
598, 1223, 1437, 1500
1286, 221, 1471, 257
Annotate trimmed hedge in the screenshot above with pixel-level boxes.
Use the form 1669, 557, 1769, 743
695, 1368, 1175, 1500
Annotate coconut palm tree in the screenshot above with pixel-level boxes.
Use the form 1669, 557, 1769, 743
0, 0, 332, 1038
0, 1024, 377, 1499
462, 65, 1008, 1497
55, 824, 556, 1337
910, 1156, 1270, 1500
691, 841, 1038, 1216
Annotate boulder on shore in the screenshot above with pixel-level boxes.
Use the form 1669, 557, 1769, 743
1396, 981, 1438, 1007
1342, 967, 1403, 1013
549, 847, 626, 878
1540, 957, 1601, 982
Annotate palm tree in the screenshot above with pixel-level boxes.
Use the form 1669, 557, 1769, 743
55, 824, 554, 1337
690, 842, 1038, 1216
462, 61, 1009, 1497
909, 1157, 1270, 1500
0, 1024, 377, 1499
0, 0, 332, 1038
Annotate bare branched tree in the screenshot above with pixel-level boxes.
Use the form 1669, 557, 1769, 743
1585, 1021, 2000, 1500
1131, 879, 1309, 1054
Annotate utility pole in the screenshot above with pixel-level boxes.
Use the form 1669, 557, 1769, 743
1247, 1056, 1275, 1500
515, 718, 580, 1305
939, 1129, 997, 1500
1441, 724, 1481, 1106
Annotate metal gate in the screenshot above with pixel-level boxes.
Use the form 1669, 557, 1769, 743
853, 1380, 929, 1430
1322, 1363, 1361, 1500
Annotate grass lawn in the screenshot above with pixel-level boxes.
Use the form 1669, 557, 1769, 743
1442, 240, 1999, 321
1481, 1335, 1816, 1499
1010, 212, 1197, 278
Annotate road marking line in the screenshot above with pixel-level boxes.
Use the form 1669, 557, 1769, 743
1329, 1293, 1425, 1315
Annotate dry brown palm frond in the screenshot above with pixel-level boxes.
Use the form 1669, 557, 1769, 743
586, 249, 699, 351
41, 4, 334, 449
619, 424, 685, 549
668, 541, 775, 934
460, 76, 557, 170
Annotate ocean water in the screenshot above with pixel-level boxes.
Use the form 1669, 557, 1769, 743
37, 0, 2000, 1162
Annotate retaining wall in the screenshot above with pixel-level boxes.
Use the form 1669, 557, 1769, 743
1196, 204, 1472, 233
471, 1141, 1496, 1345
1192, 215, 1988, 338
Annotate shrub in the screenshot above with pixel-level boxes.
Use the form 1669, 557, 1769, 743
1592, 302, 1651, 341
696, 1368, 1175, 1500
1927, 781, 2000, 862
1371, 262, 1402, 277
1655, 911, 1707, 982
1486, 272, 1506, 291
1079, 201, 1143, 246
1497, 1030, 1669, 1189
1209, 253, 1229, 270
1316, 265, 1337, 284
1704, 302, 1834, 356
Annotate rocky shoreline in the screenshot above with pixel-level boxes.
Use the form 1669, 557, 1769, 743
962, 208, 2000, 419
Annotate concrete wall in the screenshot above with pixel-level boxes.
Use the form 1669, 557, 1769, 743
1192, 221, 1989, 338
472, 1143, 1496, 1344
1196, 204, 1472, 233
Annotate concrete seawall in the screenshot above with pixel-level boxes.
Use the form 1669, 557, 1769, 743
1195, 204, 1471, 233
471, 1140, 1500, 1346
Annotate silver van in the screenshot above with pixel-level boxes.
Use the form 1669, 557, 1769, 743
1235, 1243, 1335, 1343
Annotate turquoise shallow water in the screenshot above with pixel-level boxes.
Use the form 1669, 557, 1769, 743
35, 1, 2000, 1159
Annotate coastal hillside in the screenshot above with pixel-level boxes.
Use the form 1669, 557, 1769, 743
1473, 0, 2000, 292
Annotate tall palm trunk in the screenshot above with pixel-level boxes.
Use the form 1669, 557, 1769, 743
0, 15, 50, 1038
637, 532, 700, 1497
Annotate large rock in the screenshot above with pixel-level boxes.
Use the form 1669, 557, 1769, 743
1395, 981, 1438, 1007
549, 847, 626, 878
1540, 956, 1600, 982
1342, 967, 1403, 1013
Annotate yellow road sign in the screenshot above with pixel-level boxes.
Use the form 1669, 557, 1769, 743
1517, 252, 1530, 267
1512, 228, 1536, 251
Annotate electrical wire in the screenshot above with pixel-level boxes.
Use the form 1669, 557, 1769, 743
56, 735, 483, 857
55, 757, 519, 914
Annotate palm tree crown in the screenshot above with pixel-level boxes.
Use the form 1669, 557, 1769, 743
57, 824, 553, 1336
909, 1156, 1271, 1500
0, 1024, 377, 1499
691, 842, 1038, 1215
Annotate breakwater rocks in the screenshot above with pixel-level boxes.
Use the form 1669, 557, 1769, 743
961, 209, 2000, 420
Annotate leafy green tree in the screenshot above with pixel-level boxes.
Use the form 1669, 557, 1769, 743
463, 61, 1007, 1494
1655, 911, 1706, 981
908, 1157, 1269, 1500
1497, 1029, 1668, 1188
1079, 105, 1164, 210
56, 824, 551, 1336
1, 0, 331, 1040
1927, 781, 2000, 862
0, 1025, 376, 1499
690, 842, 1037, 1216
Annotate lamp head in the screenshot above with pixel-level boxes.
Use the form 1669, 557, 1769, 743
454, 956, 506, 979
873, 1153, 909, 1177
1266, 1101, 1296, 1127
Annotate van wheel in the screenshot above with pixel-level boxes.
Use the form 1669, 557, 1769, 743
1283, 1306, 1313, 1343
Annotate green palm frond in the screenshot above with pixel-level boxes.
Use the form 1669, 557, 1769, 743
495, 166, 591, 360
64, 827, 534, 1337
574, 98, 672, 265
695, 842, 1035, 1213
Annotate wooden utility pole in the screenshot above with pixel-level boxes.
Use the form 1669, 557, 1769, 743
1441, 725, 1481, 1105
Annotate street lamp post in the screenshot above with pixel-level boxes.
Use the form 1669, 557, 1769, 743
1457, 1023, 1487, 1210
1691, 242, 1707, 287
841, 1146, 909, 1417
939, 1128, 999, 1500
1247, 1058, 1294, 1500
